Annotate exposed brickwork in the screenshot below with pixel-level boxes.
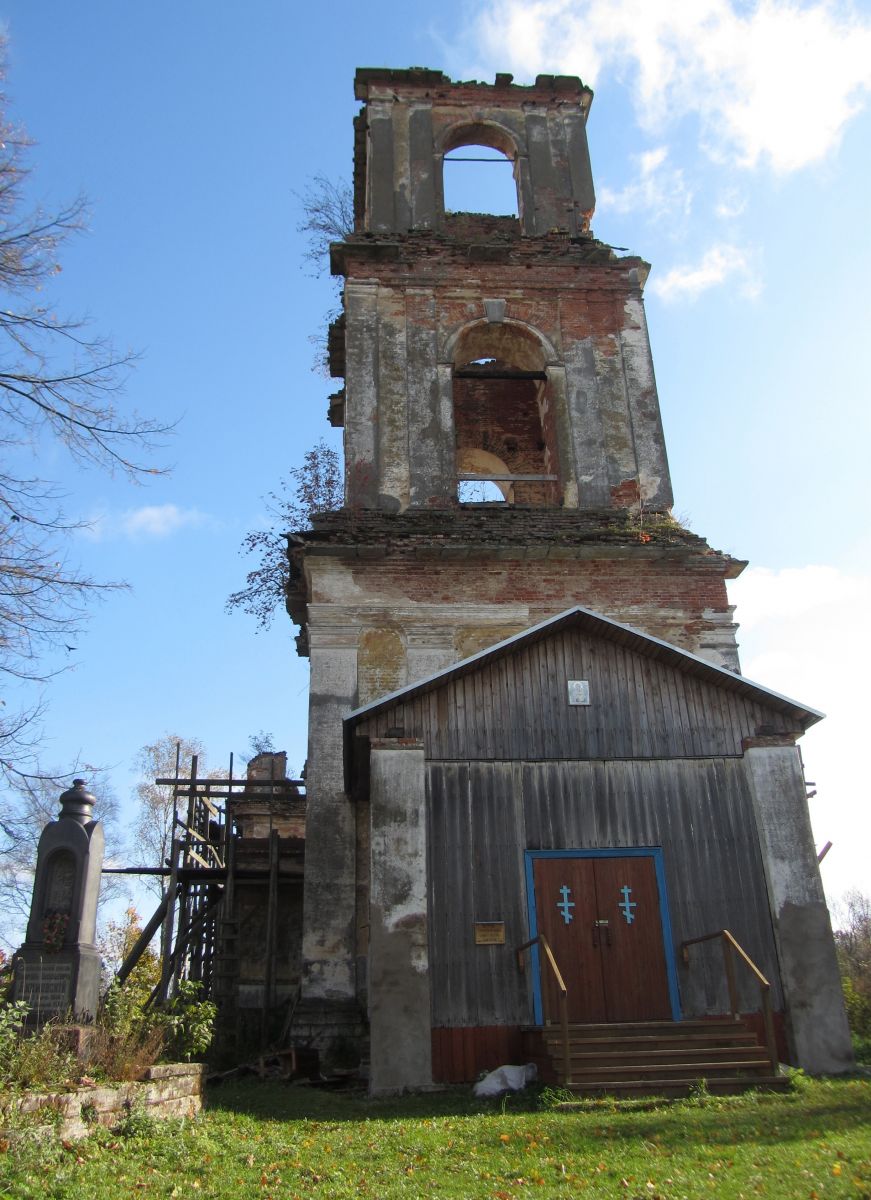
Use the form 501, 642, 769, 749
290, 506, 736, 557
348, 559, 730, 658
333, 243, 645, 363
352, 68, 593, 233
332, 231, 638, 285
342, 557, 730, 613
288, 509, 741, 670
329, 227, 668, 513
611, 479, 642, 507
354, 67, 592, 104
455, 624, 527, 660
358, 628, 406, 706
454, 375, 558, 506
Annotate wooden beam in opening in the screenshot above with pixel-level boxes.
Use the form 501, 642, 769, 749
458, 473, 557, 482
454, 368, 547, 380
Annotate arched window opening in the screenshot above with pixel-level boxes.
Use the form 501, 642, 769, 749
443, 145, 518, 217
441, 122, 521, 222
457, 449, 512, 503
458, 480, 508, 503
452, 323, 559, 507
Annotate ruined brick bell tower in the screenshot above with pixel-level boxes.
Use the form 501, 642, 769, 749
288, 69, 745, 1050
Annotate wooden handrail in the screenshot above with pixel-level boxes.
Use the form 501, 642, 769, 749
680, 929, 778, 1073
517, 934, 572, 1086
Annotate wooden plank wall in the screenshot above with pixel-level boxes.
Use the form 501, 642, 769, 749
431, 1025, 524, 1084
356, 627, 795, 761
354, 625, 793, 1030
426, 757, 783, 1027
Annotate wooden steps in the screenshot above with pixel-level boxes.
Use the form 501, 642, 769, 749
521, 1018, 788, 1098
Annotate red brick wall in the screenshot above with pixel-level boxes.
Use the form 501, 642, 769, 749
454, 376, 558, 505
325, 555, 732, 660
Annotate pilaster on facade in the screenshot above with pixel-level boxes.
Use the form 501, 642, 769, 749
743, 742, 853, 1073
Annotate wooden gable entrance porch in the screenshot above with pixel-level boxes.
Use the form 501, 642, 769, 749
343, 605, 843, 1090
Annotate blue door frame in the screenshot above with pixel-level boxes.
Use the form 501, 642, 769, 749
524, 847, 682, 1024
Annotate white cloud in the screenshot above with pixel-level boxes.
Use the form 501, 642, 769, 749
730, 563, 871, 902
84, 504, 210, 541
462, 0, 871, 171
731, 565, 869, 631
598, 144, 692, 219
714, 189, 747, 220
648, 243, 759, 301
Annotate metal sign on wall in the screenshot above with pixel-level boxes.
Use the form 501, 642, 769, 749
474, 922, 506, 945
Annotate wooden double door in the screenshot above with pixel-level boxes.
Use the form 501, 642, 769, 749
532, 854, 673, 1024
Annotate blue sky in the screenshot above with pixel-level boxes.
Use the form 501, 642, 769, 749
2, 0, 869, 934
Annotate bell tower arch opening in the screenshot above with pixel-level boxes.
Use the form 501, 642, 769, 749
451, 319, 560, 507
440, 121, 522, 223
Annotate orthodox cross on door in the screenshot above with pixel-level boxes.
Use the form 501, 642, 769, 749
531, 854, 673, 1023
619, 885, 637, 925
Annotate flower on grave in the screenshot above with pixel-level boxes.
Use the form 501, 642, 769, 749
42, 910, 70, 953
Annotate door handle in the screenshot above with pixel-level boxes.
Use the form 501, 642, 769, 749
592, 919, 611, 948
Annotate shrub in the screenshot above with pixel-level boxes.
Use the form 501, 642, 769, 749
89, 978, 216, 1079
0, 999, 29, 1076
0, 1000, 78, 1089
0, 950, 13, 1002
89, 983, 166, 1081
0, 971, 215, 1094
161, 980, 216, 1062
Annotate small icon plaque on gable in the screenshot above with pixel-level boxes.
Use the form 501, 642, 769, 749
568, 680, 590, 706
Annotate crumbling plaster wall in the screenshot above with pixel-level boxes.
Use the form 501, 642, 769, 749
305, 551, 739, 685
360, 79, 594, 237
299, 629, 358, 1002
341, 257, 672, 514
743, 743, 854, 1073
367, 740, 432, 1095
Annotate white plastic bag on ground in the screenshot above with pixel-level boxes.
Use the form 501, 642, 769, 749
472, 1062, 538, 1098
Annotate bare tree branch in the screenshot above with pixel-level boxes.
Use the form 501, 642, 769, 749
227, 439, 342, 630
294, 174, 353, 276
0, 37, 173, 786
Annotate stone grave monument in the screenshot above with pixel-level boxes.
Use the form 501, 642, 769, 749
13, 779, 104, 1022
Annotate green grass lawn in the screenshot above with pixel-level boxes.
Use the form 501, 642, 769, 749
2, 1075, 869, 1199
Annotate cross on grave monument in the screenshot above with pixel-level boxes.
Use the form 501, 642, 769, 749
13, 780, 104, 1023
